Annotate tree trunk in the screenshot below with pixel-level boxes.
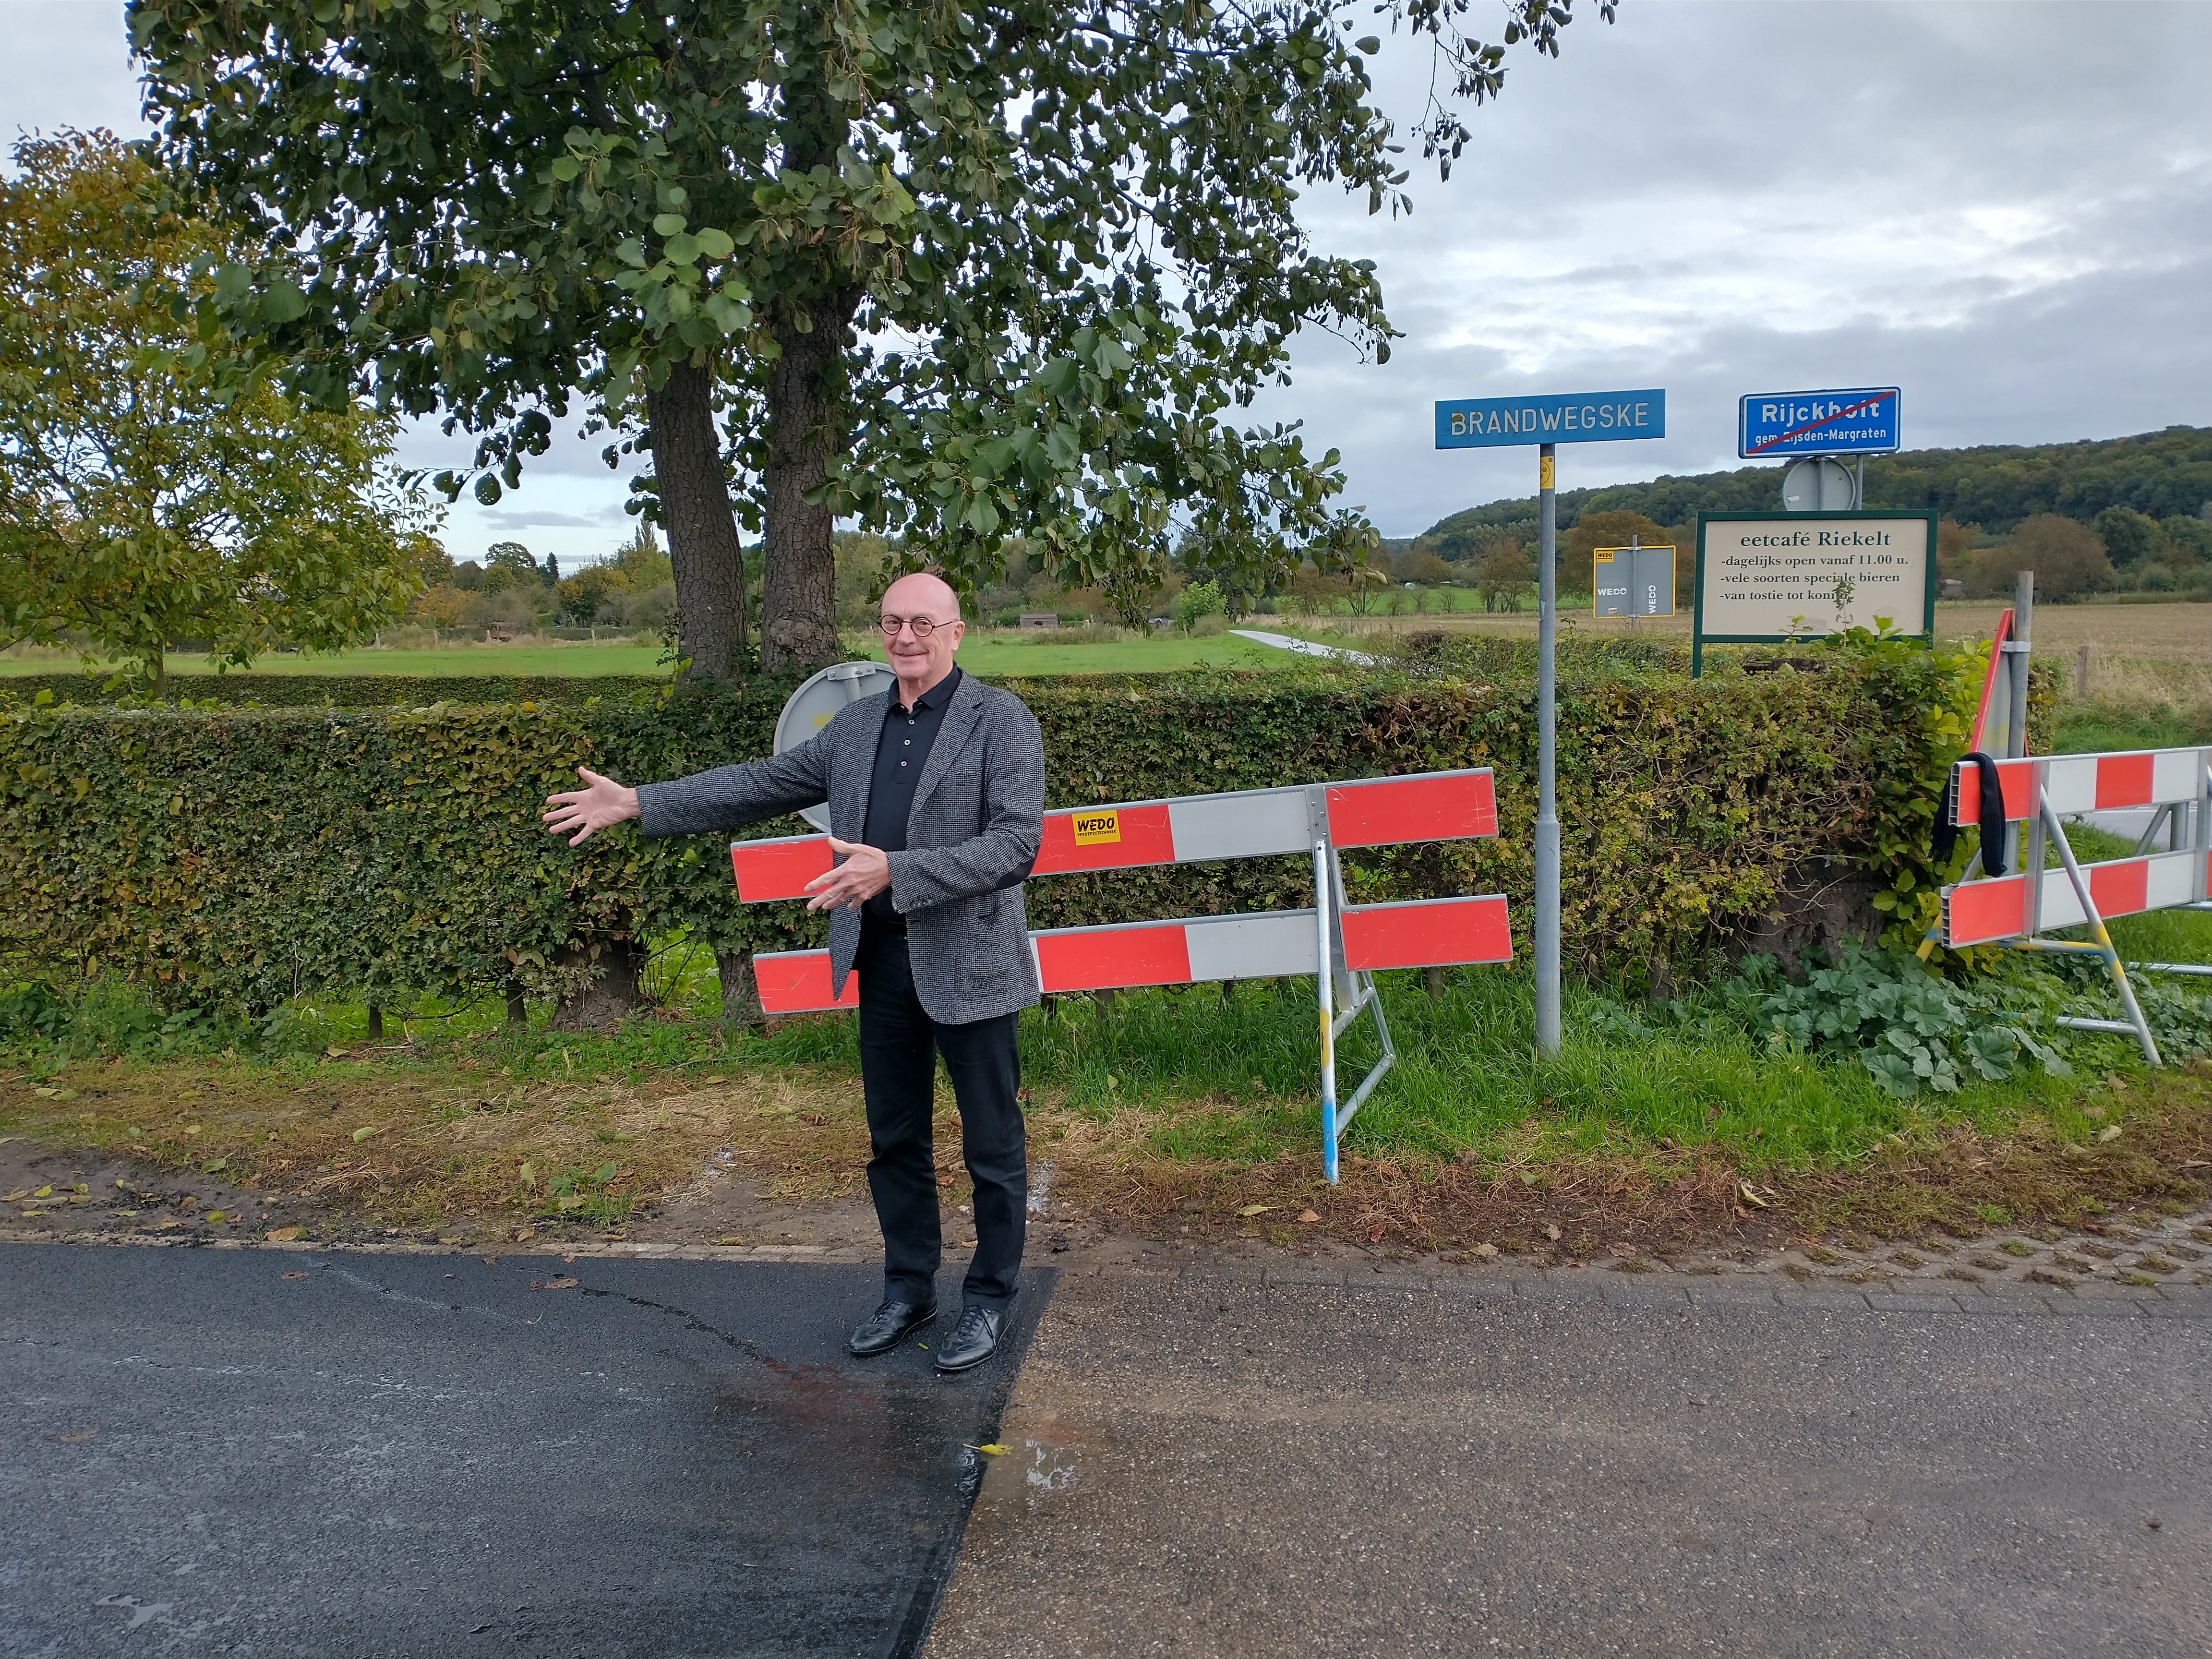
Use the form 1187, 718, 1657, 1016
648, 358, 750, 683
715, 949, 764, 1029
759, 300, 849, 674
553, 940, 649, 1033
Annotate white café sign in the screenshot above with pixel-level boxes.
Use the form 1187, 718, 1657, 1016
1695, 512, 1935, 640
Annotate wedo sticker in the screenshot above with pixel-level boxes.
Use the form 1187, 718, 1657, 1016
1071, 810, 1121, 846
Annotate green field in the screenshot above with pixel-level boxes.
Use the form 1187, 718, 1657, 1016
0, 629, 1301, 680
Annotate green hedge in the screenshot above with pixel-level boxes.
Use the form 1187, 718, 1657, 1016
0, 649, 2035, 1012
0, 670, 674, 709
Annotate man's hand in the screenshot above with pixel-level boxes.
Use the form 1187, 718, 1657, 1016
542, 767, 640, 846
803, 836, 891, 913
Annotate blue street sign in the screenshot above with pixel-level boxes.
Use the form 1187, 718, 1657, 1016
1434, 389, 1665, 449
1737, 386, 1900, 459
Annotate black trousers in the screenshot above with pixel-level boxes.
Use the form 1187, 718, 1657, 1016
855, 925, 1026, 1310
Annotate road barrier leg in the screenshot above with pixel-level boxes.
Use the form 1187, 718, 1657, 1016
2041, 793, 2161, 1066
1314, 840, 1340, 1184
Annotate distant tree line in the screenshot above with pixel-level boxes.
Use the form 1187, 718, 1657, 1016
1413, 425, 2212, 605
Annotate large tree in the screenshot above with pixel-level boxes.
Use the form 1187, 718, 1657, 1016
132, 0, 1615, 681
0, 130, 431, 689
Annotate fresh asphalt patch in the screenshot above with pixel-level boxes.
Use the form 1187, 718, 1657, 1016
1, 1244, 1052, 1659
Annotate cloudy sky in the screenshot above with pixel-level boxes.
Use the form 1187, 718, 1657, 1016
7, 0, 2211, 561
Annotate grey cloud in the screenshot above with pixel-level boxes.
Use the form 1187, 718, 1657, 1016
10, 0, 2209, 545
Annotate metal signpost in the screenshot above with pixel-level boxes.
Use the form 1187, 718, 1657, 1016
1592, 538, 1676, 619
1436, 389, 1668, 1056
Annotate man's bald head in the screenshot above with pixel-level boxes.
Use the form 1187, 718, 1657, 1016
879, 569, 965, 703
881, 570, 961, 621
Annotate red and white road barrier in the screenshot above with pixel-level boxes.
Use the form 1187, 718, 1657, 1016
728, 770, 1497, 902
1938, 744, 2211, 1065
731, 767, 1511, 1181
1941, 746, 2212, 948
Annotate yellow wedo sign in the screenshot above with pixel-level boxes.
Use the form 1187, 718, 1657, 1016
1071, 810, 1121, 846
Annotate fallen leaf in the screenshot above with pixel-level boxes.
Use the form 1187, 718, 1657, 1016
32, 1185, 52, 1199
207, 1210, 228, 1224
351, 1125, 381, 1143
1472, 1242, 1500, 1259
481, 1254, 500, 1264
265, 1226, 304, 1242
973, 1443, 1008, 1456
325, 1047, 353, 1060
35, 1086, 76, 1100
59, 1429, 97, 1443
1739, 1183, 1772, 1209
1236, 1204, 1272, 1218
1545, 1223, 1562, 1242
512, 1226, 536, 1242
714, 1236, 746, 1247
281, 1271, 310, 1281
0, 1189, 28, 1202
960, 1239, 979, 1248
532, 1276, 580, 1291
2098, 1124, 2123, 1142
1296, 1209, 1321, 1224
702, 1075, 727, 1086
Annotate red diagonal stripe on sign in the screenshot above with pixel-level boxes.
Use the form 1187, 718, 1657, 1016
1745, 392, 1891, 456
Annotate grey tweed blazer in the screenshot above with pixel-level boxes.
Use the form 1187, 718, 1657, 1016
635, 671, 1046, 1025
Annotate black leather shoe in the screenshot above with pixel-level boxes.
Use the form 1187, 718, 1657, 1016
848, 1298, 936, 1357
933, 1305, 1002, 1373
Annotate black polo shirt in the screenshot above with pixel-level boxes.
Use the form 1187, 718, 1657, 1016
860, 665, 962, 930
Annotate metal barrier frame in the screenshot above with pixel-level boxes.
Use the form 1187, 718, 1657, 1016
730, 768, 1511, 1181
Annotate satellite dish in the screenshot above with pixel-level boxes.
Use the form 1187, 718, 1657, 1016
1780, 456, 1860, 512
775, 660, 899, 830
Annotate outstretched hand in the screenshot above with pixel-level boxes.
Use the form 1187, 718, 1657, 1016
803, 837, 891, 913
542, 767, 640, 846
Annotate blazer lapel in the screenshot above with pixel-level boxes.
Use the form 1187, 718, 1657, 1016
837, 691, 889, 842
908, 671, 984, 828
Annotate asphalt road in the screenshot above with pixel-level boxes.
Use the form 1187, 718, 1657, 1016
928, 1262, 2212, 1659
1, 1245, 1049, 1659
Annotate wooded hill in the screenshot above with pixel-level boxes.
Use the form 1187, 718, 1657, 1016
1416, 424, 2212, 560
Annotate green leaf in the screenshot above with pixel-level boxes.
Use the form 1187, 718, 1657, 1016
1355, 36, 1382, 54
693, 226, 734, 258
261, 277, 310, 324
651, 212, 687, 237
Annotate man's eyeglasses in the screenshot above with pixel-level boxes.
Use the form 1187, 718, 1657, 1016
879, 614, 955, 639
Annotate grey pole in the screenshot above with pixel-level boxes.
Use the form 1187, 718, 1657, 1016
1536, 444, 1561, 1056
2002, 567, 2035, 870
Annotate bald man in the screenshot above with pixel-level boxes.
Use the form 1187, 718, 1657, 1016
542, 573, 1046, 1372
